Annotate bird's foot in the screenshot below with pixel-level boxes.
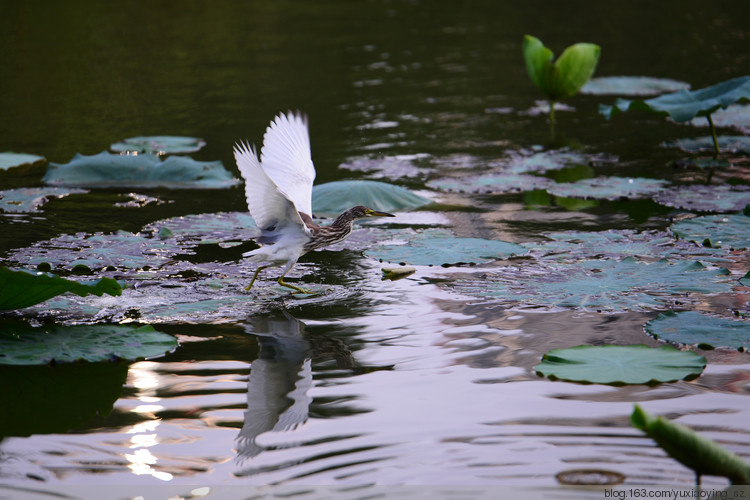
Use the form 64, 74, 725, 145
278, 278, 312, 295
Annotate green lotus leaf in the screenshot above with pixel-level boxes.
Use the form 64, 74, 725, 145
0, 360, 128, 436
110, 135, 206, 155
447, 257, 733, 311
0, 152, 46, 171
366, 229, 528, 266
631, 405, 750, 484
0, 267, 122, 311
505, 149, 614, 175
43, 151, 239, 189
655, 185, 750, 213
0, 187, 88, 213
670, 209, 750, 250
546, 177, 669, 201
663, 135, 750, 155
581, 76, 690, 96
645, 311, 750, 350
311, 180, 430, 216
523, 35, 600, 101
0, 323, 177, 365
535, 344, 705, 385
600, 75, 750, 122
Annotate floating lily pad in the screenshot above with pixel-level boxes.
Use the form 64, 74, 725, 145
311, 180, 430, 216
339, 155, 430, 179
534, 344, 706, 385
0, 187, 88, 213
654, 184, 750, 213
0, 267, 122, 311
601, 75, 750, 123
504, 149, 615, 175
0, 152, 46, 171
427, 172, 553, 194
448, 257, 733, 311
581, 76, 690, 96
645, 311, 750, 350
670, 209, 750, 250
110, 136, 206, 155
546, 177, 669, 201
688, 104, 750, 134
366, 229, 528, 266
43, 151, 239, 189
143, 211, 258, 244
0, 324, 177, 365
663, 135, 750, 155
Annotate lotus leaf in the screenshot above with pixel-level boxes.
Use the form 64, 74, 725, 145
0, 187, 88, 213
655, 185, 750, 213
0, 324, 177, 365
339, 155, 430, 179
645, 311, 750, 350
110, 136, 206, 155
631, 405, 750, 484
427, 172, 552, 194
366, 229, 528, 266
0, 267, 122, 310
504, 149, 614, 175
448, 257, 733, 311
581, 76, 690, 96
670, 209, 750, 249
534, 345, 705, 385
43, 151, 239, 189
600, 75, 750, 122
0, 152, 46, 170
688, 104, 750, 134
663, 136, 750, 155
311, 180, 430, 216
546, 177, 668, 201
523, 35, 600, 101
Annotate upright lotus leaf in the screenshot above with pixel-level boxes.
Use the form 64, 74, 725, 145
601, 76, 750, 122
43, 151, 239, 189
110, 136, 206, 155
523, 35, 601, 101
366, 229, 528, 266
0, 324, 177, 365
311, 180, 430, 216
670, 209, 750, 249
631, 404, 750, 484
645, 311, 750, 350
0, 267, 122, 310
534, 344, 706, 385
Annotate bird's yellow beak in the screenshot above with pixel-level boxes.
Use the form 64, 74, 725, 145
365, 209, 396, 217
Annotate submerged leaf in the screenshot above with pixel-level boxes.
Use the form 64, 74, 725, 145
534, 345, 705, 385
43, 151, 239, 189
110, 136, 206, 155
0, 324, 177, 365
311, 180, 430, 216
645, 311, 750, 350
581, 76, 690, 96
631, 405, 750, 484
601, 75, 750, 122
366, 229, 528, 266
0, 267, 122, 311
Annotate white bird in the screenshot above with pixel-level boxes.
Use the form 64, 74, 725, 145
234, 111, 394, 294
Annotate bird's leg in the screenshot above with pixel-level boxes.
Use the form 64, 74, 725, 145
245, 265, 268, 291
277, 276, 311, 294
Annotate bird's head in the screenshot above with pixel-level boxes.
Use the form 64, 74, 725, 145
349, 205, 396, 219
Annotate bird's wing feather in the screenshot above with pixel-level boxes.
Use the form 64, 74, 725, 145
260, 111, 316, 217
233, 141, 305, 232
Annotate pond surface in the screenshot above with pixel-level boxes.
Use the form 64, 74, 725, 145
1, 1, 749, 496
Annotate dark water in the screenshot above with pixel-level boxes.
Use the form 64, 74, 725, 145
1, 1, 749, 495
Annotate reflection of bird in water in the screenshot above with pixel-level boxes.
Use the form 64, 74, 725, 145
234, 111, 395, 294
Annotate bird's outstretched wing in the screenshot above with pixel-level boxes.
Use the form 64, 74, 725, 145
233, 141, 305, 236
260, 111, 316, 218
